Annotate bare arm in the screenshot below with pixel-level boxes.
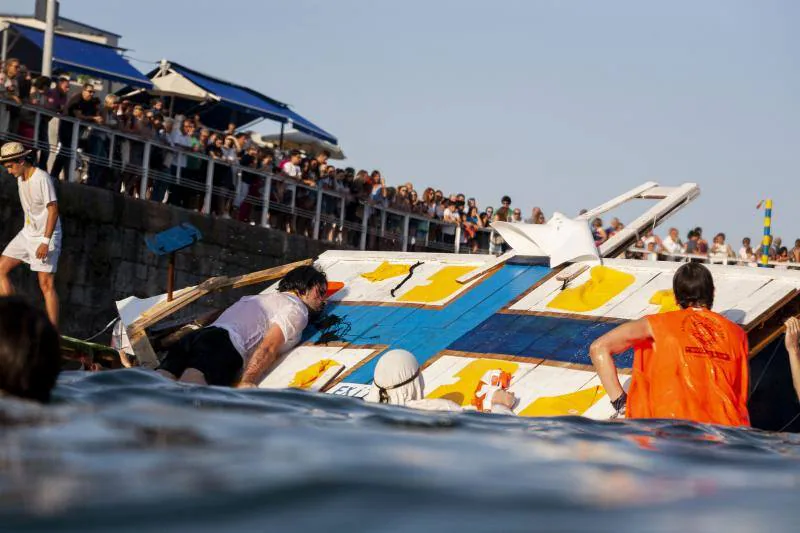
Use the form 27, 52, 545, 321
35, 202, 59, 260
785, 318, 800, 403
589, 318, 654, 402
238, 324, 285, 387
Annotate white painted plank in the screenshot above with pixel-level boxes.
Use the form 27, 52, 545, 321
577, 182, 659, 221
739, 280, 798, 325
511, 366, 600, 415
258, 346, 375, 389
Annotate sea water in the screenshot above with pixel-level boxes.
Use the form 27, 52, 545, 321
1, 369, 799, 532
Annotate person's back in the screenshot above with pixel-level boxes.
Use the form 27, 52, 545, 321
212, 292, 308, 359
589, 262, 750, 427
628, 307, 749, 426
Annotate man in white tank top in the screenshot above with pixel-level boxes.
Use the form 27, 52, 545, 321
0, 142, 62, 326
157, 265, 328, 387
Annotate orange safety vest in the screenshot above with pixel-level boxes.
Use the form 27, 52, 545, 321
627, 308, 750, 427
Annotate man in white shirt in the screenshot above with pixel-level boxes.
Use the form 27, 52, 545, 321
156, 265, 328, 387
441, 199, 460, 242
281, 149, 303, 179
738, 237, 755, 263
661, 227, 683, 258
0, 143, 62, 326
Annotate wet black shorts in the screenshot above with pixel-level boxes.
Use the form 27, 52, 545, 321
158, 327, 243, 386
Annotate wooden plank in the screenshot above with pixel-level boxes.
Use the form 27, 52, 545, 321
739, 281, 797, 325
599, 183, 700, 258
258, 346, 377, 389
308, 365, 345, 392
748, 294, 800, 356
132, 259, 312, 332
637, 186, 675, 199
456, 251, 517, 284
577, 182, 658, 221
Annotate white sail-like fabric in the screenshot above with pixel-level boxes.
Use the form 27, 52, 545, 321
492, 212, 600, 268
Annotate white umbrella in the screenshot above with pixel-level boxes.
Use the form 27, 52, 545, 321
492, 212, 600, 268
252, 130, 346, 160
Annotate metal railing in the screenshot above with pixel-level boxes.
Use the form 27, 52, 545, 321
626, 247, 800, 270
0, 97, 500, 254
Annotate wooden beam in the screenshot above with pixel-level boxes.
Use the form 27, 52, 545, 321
748, 291, 800, 357
577, 182, 658, 221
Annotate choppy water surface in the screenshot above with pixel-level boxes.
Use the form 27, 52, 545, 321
1, 370, 799, 532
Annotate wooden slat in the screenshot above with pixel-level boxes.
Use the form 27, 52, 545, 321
456, 251, 517, 284
577, 182, 659, 221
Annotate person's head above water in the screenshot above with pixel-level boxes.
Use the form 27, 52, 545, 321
0, 296, 61, 403
277, 265, 328, 313
365, 349, 423, 405
673, 262, 715, 310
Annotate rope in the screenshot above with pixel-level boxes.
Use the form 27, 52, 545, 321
390, 261, 423, 297
750, 340, 782, 394
82, 317, 118, 342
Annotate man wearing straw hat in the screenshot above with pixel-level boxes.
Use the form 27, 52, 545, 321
0, 142, 62, 326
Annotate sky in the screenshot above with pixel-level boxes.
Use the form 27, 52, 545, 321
7, 0, 800, 247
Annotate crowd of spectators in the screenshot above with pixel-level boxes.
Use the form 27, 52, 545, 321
586, 214, 800, 268
1, 58, 537, 252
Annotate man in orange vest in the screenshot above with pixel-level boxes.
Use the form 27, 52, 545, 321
589, 262, 750, 426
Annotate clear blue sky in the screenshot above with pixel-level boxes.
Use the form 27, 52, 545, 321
9, 0, 800, 246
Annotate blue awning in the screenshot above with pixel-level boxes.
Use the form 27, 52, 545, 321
11, 24, 152, 88
170, 63, 338, 145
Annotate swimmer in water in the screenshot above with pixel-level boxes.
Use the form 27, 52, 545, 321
589, 262, 750, 426
156, 265, 328, 388
365, 349, 516, 414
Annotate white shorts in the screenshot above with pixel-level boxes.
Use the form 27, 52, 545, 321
2, 231, 61, 273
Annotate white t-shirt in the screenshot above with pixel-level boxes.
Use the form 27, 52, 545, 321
442, 207, 458, 235
662, 236, 682, 255
738, 246, 754, 261
212, 292, 309, 362
282, 162, 302, 179
18, 168, 62, 240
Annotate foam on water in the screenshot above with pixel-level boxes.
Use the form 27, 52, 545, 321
1, 369, 799, 532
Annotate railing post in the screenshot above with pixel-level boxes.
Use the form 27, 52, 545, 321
139, 141, 151, 199
339, 193, 346, 244
33, 108, 40, 149
108, 131, 115, 171
0, 102, 7, 136
202, 158, 214, 214
261, 175, 272, 228
454, 224, 461, 254
68, 119, 80, 183
402, 214, 410, 252
286, 183, 296, 233
380, 208, 386, 238
313, 189, 323, 240
359, 204, 370, 251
